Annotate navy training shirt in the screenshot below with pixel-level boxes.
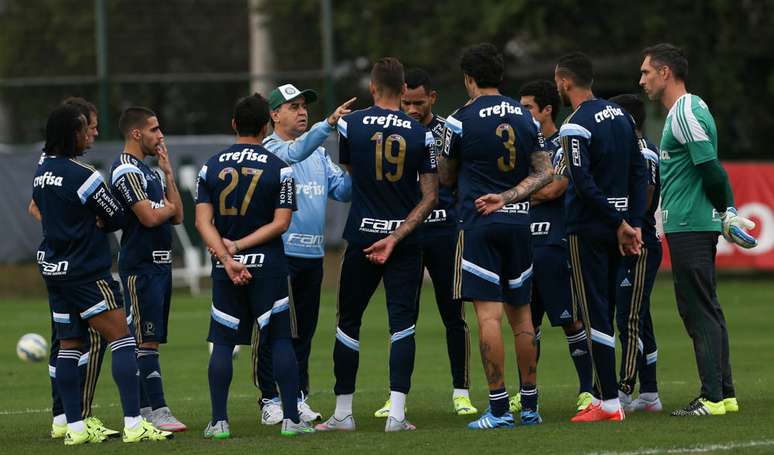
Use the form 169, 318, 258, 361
530, 132, 568, 247
110, 152, 173, 274
640, 136, 661, 248
337, 106, 437, 245
422, 114, 457, 238
32, 154, 124, 284
559, 98, 647, 235
196, 144, 296, 280
443, 95, 545, 230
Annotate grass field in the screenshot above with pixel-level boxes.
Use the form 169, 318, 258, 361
1, 277, 773, 454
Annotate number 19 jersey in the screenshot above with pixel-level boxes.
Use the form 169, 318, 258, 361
443, 95, 545, 229
196, 144, 296, 280
337, 106, 437, 245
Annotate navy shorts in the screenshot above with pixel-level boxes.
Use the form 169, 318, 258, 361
209, 275, 293, 346
454, 223, 533, 306
47, 276, 123, 340
121, 272, 172, 344
532, 245, 576, 327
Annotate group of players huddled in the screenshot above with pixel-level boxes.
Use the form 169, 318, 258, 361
31, 41, 755, 445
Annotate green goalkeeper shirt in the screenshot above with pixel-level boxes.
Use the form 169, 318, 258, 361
659, 93, 722, 234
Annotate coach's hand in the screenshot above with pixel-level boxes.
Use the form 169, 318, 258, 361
475, 193, 505, 216
363, 235, 397, 265
327, 97, 358, 127
225, 257, 251, 286
721, 207, 758, 249
617, 220, 642, 256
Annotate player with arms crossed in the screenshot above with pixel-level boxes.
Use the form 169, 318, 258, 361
33, 105, 172, 445
196, 94, 315, 439
439, 43, 553, 429
640, 43, 756, 416
110, 107, 186, 431
315, 57, 438, 433
608, 94, 664, 413
370, 68, 476, 418
554, 52, 647, 423
32, 97, 116, 439
514, 80, 594, 413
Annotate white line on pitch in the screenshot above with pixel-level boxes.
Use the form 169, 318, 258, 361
587, 439, 774, 455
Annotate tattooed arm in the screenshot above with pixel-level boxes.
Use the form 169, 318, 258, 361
363, 173, 439, 264
474, 151, 553, 215
438, 153, 459, 187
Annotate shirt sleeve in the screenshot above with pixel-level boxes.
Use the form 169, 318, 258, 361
554, 147, 570, 179
263, 120, 334, 164
640, 144, 659, 187
78, 170, 125, 231
277, 166, 297, 211
673, 97, 717, 165
560, 122, 624, 227
195, 164, 211, 204
110, 163, 148, 207
420, 130, 438, 174
442, 114, 462, 160
337, 117, 351, 166
324, 152, 352, 202
627, 133, 648, 228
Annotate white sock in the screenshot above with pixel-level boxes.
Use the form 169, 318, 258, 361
124, 415, 142, 430
67, 420, 85, 432
639, 392, 659, 401
388, 391, 406, 421
601, 398, 621, 413
453, 388, 469, 399
334, 394, 353, 420
53, 414, 67, 426
591, 396, 601, 407
618, 390, 632, 401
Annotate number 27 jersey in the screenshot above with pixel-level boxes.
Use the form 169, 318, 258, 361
196, 144, 296, 280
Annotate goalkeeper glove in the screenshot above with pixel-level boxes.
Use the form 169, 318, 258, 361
720, 207, 758, 249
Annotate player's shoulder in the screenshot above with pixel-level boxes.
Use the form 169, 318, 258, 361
336, 107, 372, 138
640, 137, 659, 163
681, 94, 713, 121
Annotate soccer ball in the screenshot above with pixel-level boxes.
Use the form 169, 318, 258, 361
17, 333, 48, 362
208, 342, 240, 358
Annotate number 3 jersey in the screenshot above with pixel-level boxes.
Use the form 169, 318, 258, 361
443, 95, 545, 230
196, 144, 296, 280
110, 153, 172, 274
337, 106, 436, 245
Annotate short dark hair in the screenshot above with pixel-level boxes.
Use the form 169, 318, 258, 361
460, 43, 503, 88
556, 52, 594, 88
405, 68, 432, 92
233, 93, 270, 137
118, 106, 156, 136
519, 80, 560, 121
642, 43, 688, 82
61, 97, 97, 120
609, 94, 646, 131
43, 105, 84, 157
371, 57, 405, 96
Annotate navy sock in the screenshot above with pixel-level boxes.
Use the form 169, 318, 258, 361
272, 338, 300, 423
567, 329, 594, 393
50, 361, 64, 417
138, 348, 166, 409
389, 326, 416, 394
109, 336, 140, 417
138, 376, 151, 409
489, 388, 509, 417
56, 349, 82, 423
208, 344, 234, 422
520, 384, 538, 411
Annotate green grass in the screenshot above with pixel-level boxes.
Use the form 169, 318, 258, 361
1, 277, 773, 454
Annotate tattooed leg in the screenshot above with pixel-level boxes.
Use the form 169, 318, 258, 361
473, 301, 506, 390
505, 304, 538, 386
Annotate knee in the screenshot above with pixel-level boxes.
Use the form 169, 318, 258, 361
139, 341, 159, 350
562, 320, 583, 335
60, 338, 82, 350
